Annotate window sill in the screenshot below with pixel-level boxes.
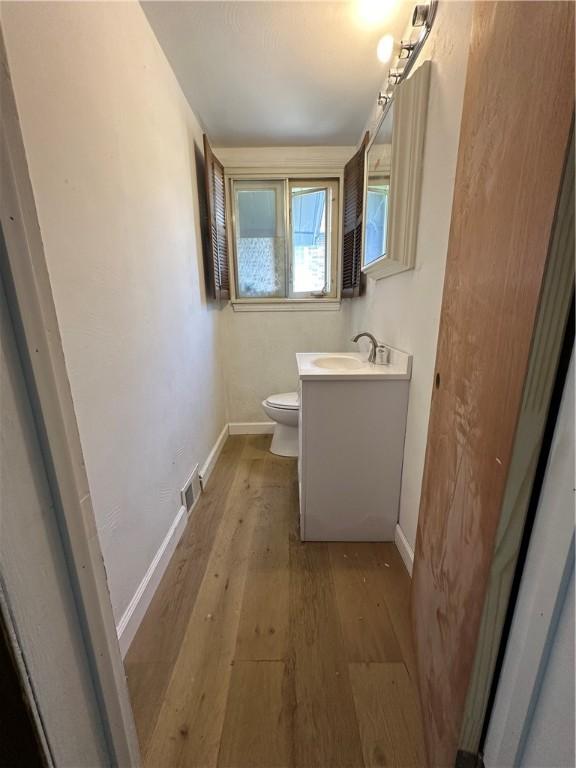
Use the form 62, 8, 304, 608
362, 255, 413, 281
231, 300, 341, 313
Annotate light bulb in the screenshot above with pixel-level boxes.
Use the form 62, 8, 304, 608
376, 34, 395, 64
356, 0, 396, 28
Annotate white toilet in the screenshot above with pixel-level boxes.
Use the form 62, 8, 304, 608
261, 391, 299, 457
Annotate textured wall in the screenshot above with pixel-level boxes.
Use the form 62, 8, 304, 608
341, 1, 473, 552
2, 0, 227, 623
222, 306, 347, 423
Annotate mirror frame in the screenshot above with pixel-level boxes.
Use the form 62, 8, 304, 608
361, 0, 437, 280
362, 61, 431, 280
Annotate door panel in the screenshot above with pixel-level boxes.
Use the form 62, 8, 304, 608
410, 3, 575, 766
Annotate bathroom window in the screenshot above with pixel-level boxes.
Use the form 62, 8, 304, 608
231, 178, 339, 304
364, 178, 390, 266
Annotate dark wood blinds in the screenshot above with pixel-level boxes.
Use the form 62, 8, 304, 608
341, 132, 369, 298
203, 134, 230, 301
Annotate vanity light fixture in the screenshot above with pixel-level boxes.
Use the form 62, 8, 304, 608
399, 39, 417, 59
356, 0, 396, 28
388, 68, 404, 85
373, 1, 438, 111
412, 3, 430, 27
376, 34, 395, 64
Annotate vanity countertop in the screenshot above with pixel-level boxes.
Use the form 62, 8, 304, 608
296, 349, 412, 381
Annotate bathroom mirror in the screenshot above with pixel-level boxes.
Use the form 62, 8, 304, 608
363, 104, 394, 268
362, 60, 431, 280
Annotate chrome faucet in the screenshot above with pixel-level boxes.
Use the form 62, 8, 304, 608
352, 331, 378, 363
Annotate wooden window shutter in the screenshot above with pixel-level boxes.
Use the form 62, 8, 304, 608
203, 134, 230, 301
341, 132, 369, 298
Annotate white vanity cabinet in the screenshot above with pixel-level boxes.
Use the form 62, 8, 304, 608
296, 350, 412, 542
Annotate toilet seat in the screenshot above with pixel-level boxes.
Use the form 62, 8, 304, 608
265, 391, 299, 410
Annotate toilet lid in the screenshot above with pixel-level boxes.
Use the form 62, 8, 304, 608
265, 391, 299, 410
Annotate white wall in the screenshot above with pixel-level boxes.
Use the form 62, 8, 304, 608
521, 569, 574, 768
1, 1, 227, 624
341, 1, 473, 552
222, 306, 347, 422
485, 354, 575, 768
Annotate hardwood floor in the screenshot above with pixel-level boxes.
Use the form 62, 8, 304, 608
125, 436, 425, 768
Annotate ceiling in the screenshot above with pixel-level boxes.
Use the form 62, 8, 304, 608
141, 1, 413, 147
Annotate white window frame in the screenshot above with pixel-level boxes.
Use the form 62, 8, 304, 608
226, 173, 341, 311
288, 179, 339, 300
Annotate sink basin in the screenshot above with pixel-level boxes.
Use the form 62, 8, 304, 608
297, 349, 411, 381
312, 355, 364, 370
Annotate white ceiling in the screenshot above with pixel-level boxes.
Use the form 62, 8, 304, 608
141, 1, 412, 146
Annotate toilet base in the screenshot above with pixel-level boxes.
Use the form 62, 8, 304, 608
270, 423, 298, 457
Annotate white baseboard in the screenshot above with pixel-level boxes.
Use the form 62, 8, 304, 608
229, 421, 275, 435
394, 523, 414, 577
116, 504, 187, 657
199, 424, 229, 491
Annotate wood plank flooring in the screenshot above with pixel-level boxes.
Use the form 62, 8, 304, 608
125, 436, 425, 768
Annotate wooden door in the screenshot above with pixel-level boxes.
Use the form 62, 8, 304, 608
410, 3, 575, 766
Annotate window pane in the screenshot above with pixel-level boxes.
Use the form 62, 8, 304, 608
291, 186, 327, 294
234, 182, 286, 298
365, 181, 389, 265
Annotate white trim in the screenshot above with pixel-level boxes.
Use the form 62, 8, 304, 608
232, 300, 341, 313
394, 524, 414, 576
363, 256, 412, 281
229, 422, 275, 435
361, 61, 432, 281
227, 173, 341, 305
199, 424, 229, 491
215, 145, 353, 174
387, 60, 431, 276
116, 505, 188, 658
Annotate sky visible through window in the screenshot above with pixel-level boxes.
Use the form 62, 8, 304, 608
291, 187, 327, 294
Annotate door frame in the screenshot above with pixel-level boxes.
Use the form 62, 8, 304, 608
0, 28, 139, 766
482, 349, 574, 765
458, 128, 575, 757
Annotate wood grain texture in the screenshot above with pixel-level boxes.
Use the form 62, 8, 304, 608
144, 455, 267, 768
460, 132, 575, 751
330, 544, 403, 663
127, 436, 420, 767
289, 536, 365, 768
218, 661, 292, 768
410, 3, 575, 766
349, 662, 426, 768
124, 437, 244, 753
234, 484, 291, 661
365, 544, 420, 685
